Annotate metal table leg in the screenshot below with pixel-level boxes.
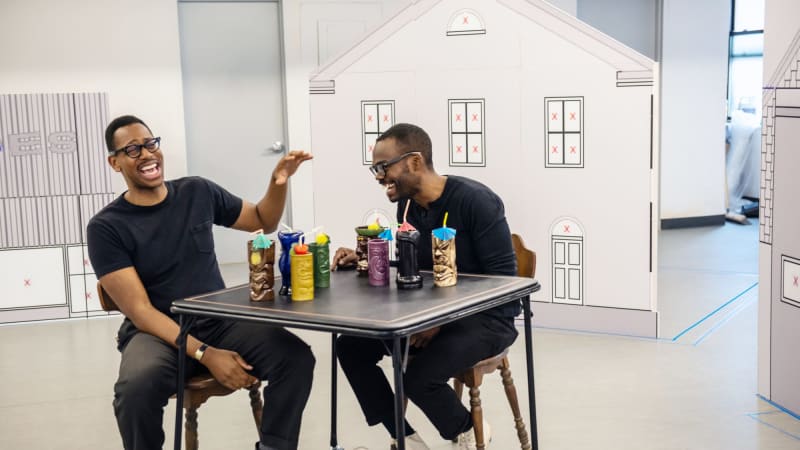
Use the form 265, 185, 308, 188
330, 333, 343, 450
391, 336, 406, 450
174, 315, 196, 450
522, 295, 539, 450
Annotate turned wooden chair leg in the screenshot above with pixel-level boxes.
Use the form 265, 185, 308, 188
469, 385, 486, 450
500, 357, 531, 450
248, 383, 264, 440
184, 405, 199, 450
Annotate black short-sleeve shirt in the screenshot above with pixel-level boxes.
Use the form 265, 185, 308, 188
87, 177, 242, 322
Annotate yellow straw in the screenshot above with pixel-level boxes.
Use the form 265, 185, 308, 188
443, 212, 448, 227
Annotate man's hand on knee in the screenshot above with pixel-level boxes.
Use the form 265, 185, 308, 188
409, 326, 441, 348
202, 347, 258, 390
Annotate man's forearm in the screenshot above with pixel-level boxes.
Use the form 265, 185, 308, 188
129, 306, 205, 357
255, 176, 288, 233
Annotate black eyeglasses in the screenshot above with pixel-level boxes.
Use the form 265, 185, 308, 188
369, 151, 420, 177
111, 137, 161, 158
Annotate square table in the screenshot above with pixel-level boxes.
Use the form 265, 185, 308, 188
171, 269, 540, 450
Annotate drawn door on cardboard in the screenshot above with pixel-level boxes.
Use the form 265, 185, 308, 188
551, 218, 584, 305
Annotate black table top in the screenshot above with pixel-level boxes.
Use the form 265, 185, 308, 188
172, 269, 539, 338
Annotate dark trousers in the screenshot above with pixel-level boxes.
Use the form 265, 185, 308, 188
336, 313, 518, 440
113, 319, 315, 450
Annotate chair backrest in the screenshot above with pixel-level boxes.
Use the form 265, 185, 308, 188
511, 233, 536, 279
96, 282, 120, 312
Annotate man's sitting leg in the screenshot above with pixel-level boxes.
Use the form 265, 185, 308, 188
403, 313, 517, 442
114, 332, 183, 450
214, 321, 315, 450
336, 335, 425, 447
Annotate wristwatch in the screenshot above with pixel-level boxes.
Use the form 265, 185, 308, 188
194, 343, 209, 361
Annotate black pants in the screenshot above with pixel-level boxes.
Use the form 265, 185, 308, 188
336, 313, 518, 440
113, 319, 315, 450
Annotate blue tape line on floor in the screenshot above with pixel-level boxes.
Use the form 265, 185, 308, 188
692, 295, 757, 346
671, 281, 758, 342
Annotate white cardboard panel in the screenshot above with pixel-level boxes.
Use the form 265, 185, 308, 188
0, 247, 67, 309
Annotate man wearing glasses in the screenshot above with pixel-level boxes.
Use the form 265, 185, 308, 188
88, 115, 315, 450
331, 123, 518, 449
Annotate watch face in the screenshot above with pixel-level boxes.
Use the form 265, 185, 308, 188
195, 344, 209, 360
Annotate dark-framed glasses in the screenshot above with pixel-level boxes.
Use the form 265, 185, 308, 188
369, 151, 420, 177
111, 137, 161, 158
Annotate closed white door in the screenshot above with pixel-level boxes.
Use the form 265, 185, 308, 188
179, 0, 287, 264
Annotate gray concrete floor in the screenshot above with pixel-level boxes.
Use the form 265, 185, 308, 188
1, 220, 799, 449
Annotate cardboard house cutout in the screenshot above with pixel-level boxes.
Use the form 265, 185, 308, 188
0, 93, 114, 324
309, 0, 659, 336
758, 22, 800, 416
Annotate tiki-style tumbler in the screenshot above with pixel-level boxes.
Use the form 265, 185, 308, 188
247, 240, 275, 301
354, 226, 384, 276
432, 235, 457, 287
309, 242, 331, 288
290, 249, 314, 301
367, 238, 390, 287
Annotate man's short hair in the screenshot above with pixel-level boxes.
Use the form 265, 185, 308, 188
105, 115, 152, 153
376, 123, 433, 169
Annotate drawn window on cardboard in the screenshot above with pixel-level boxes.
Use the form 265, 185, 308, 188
362, 100, 395, 165
545, 97, 584, 168
551, 217, 584, 305
447, 9, 486, 36
782, 255, 800, 309
449, 99, 485, 167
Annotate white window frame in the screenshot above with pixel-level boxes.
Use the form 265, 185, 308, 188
448, 98, 485, 167
545, 96, 584, 168
361, 100, 395, 165
446, 9, 486, 36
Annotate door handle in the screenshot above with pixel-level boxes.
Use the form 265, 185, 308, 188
269, 141, 285, 153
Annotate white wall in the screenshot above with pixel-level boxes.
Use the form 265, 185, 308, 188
659, 0, 730, 220
0, 0, 188, 195
577, 0, 656, 59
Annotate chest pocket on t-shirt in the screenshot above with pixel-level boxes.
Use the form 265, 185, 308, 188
191, 220, 214, 253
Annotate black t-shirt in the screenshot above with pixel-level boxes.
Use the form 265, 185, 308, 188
87, 177, 242, 345
397, 175, 520, 317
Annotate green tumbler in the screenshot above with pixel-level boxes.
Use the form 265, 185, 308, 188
309, 242, 331, 288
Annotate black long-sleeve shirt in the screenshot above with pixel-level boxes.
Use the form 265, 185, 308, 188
398, 175, 520, 318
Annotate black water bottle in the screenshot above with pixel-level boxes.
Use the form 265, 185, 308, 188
396, 229, 423, 289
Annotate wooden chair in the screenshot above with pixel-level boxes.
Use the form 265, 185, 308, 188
450, 233, 536, 449
97, 282, 264, 450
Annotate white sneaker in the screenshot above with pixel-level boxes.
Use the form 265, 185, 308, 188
456, 421, 492, 449
390, 432, 430, 450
